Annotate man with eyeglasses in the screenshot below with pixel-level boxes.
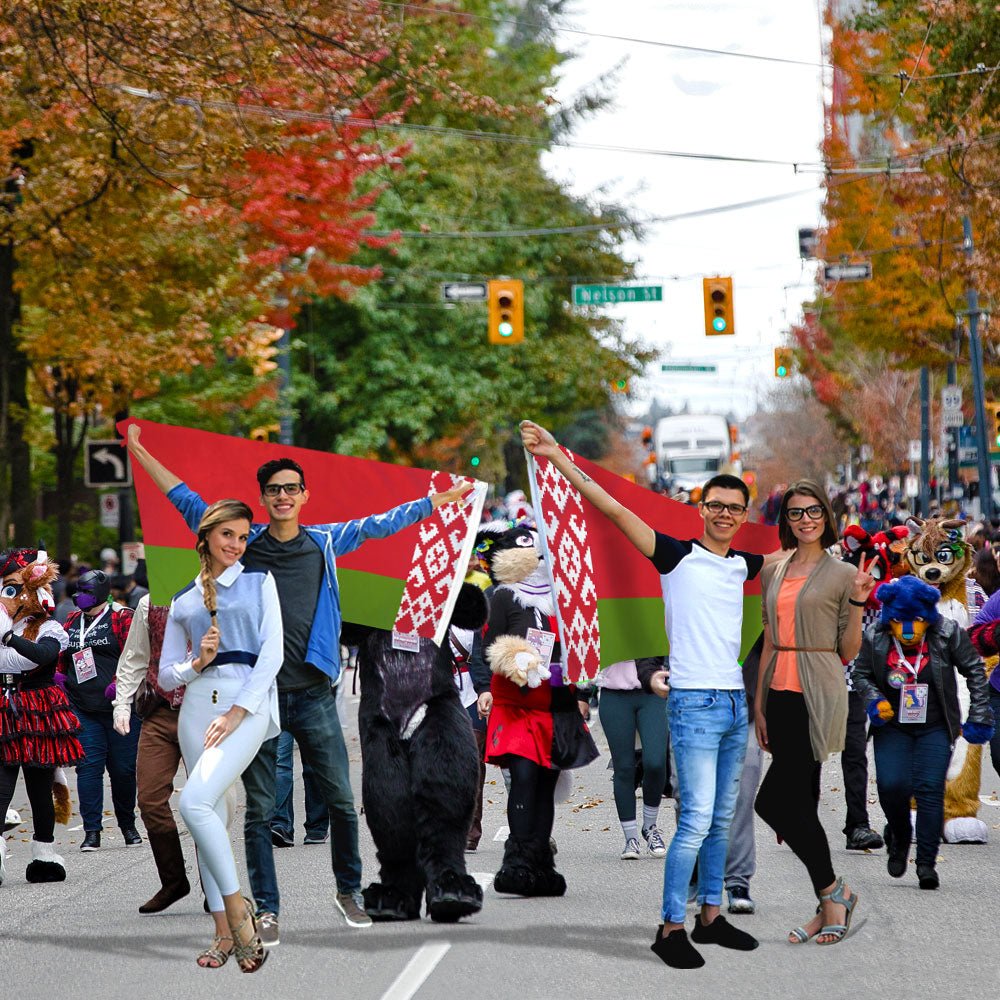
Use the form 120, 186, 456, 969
126, 426, 471, 941
520, 419, 769, 970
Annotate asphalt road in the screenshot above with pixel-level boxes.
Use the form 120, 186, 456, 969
4, 681, 1000, 1000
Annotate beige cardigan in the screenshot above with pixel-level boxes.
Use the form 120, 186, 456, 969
760, 552, 856, 761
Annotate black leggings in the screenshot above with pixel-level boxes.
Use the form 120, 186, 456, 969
506, 756, 560, 842
754, 690, 836, 894
0, 764, 55, 842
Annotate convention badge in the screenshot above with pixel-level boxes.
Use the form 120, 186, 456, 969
391, 630, 421, 653
887, 668, 908, 690
72, 646, 98, 683
899, 683, 929, 724
526, 627, 556, 669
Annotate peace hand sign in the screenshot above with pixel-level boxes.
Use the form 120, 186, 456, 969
851, 555, 877, 604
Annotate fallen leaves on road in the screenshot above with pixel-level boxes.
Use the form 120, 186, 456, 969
571, 797, 603, 813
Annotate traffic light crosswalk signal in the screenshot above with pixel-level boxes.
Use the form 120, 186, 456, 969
703, 276, 734, 336
774, 347, 793, 378
986, 401, 1000, 448
488, 279, 524, 344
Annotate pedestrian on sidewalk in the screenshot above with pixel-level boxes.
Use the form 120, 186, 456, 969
112, 594, 192, 913
520, 419, 762, 970
754, 481, 872, 946
127, 423, 471, 941
159, 498, 281, 973
597, 658, 668, 862
60, 571, 141, 852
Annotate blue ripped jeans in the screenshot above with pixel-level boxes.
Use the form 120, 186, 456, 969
661, 688, 747, 924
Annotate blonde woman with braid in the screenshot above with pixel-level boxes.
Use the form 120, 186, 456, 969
159, 499, 282, 973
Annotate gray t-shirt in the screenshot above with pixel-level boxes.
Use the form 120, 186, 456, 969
245, 528, 326, 691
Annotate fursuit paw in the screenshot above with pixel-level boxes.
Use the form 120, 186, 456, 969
866, 699, 893, 726
361, 882, 421, 921
487, 636, 542, 688
426, 871, 483, 923
961, 720, 994, 745
25, 841, 66, 883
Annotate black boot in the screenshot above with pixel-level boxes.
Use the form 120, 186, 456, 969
527, 837, 566, 897
426, 870, 483, 923
493, 836, 537, 896
139, 831, 191, 913
884, 824, 909, 879
362, 882, 422, 921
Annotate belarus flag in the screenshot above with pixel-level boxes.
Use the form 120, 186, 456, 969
527, 448, 778, 682
122, 420, 486, 644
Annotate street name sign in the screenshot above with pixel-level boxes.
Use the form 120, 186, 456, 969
823, 262, 872, 282
573, 284, 663, 305
661, 363, 718, 373
85, 440, 132, 488
441, 282, 488, 302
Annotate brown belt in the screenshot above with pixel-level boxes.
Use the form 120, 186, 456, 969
773, 645, 836, 653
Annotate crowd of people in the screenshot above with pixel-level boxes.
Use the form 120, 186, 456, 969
2, 418, 999, 974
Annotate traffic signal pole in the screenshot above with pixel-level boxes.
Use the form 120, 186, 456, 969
964, 216, 993, 521
919, 366, 930, 516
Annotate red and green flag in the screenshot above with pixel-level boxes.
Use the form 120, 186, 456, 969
123, 420, 485, 642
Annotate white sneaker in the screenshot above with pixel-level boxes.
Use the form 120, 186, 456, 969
620, 837, 641, 860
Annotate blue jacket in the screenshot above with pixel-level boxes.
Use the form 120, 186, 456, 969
167, 482, 433, 682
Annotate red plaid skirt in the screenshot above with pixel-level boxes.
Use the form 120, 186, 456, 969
0, 682, 85, 768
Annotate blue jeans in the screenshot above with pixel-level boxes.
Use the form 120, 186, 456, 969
662, 689, 747, 923
271, 728, 330, 840
74, 708, 141, 833
873, 723, 952, 866
242, 684, 360, 915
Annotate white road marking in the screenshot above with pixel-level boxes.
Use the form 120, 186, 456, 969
979, 795, 1000, 807
492, 825, 509, 842
379, 942, 451, 1000
67, 824, 83, 832
470, 871, 494, 889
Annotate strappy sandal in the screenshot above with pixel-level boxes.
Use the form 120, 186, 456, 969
196, 935, 233, 969
816, 876, 858, 945
788, 904, 822, 944
230, 897, 269, 974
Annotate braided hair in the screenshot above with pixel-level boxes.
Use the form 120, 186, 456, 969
195, 499, 254, 619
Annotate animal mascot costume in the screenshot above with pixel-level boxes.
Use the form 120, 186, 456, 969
352, 582, 489, 923
0, 547, 80, 886
902, 516, 988, 842
476, 521, 598, 897
853, 575, 993, 888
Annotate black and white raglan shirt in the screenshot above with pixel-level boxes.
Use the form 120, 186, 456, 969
648, 532, 764, 691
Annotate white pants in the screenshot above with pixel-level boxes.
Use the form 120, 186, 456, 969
178, 671, 268, 913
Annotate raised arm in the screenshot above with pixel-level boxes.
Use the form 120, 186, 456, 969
126, 424, 182, 495
520, 420, 655, 558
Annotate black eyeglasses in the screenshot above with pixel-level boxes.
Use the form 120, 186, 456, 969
263, 482, 304, 497
702, 500, 748, 516
786, 504, 825, 521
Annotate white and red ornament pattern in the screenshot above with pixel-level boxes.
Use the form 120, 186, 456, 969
529, 448, 601, 682
394, 473, 485, 644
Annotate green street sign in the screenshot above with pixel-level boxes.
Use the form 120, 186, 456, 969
661, 363, 717, 373
573, 284, 663, 305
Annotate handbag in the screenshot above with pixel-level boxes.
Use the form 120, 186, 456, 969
133, 677, 166, 720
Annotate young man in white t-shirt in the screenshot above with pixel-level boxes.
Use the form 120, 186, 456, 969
521, 420, 764, 969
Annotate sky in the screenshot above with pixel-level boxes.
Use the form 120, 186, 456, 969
542, 0, 828, 421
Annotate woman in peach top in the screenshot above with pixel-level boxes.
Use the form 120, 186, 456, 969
754, 480, 875, 947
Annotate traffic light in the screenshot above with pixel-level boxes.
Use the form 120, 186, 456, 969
249, 423, 281, 442
610, 377, 630, 394
488, 278, 524, 344
774, 347, 793, 378
703, 276, 734, 336
986, 401, 1000, 448
470, 455, 481, 468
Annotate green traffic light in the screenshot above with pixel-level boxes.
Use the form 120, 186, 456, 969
498, 321, 514, 338
776, 365, 788, 377
712, 317, 727, 332
470, 456, 481, 467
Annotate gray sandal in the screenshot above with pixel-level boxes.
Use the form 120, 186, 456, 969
816, 877, 858, 945
788, 904, 821, 944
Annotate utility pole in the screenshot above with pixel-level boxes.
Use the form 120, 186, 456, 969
919, 366, 930, 516
946, 357, 960, 503
964, 216, 993, 521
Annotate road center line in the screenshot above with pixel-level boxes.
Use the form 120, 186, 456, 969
380, 942, 451, 1000
493, 825, 509, 841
